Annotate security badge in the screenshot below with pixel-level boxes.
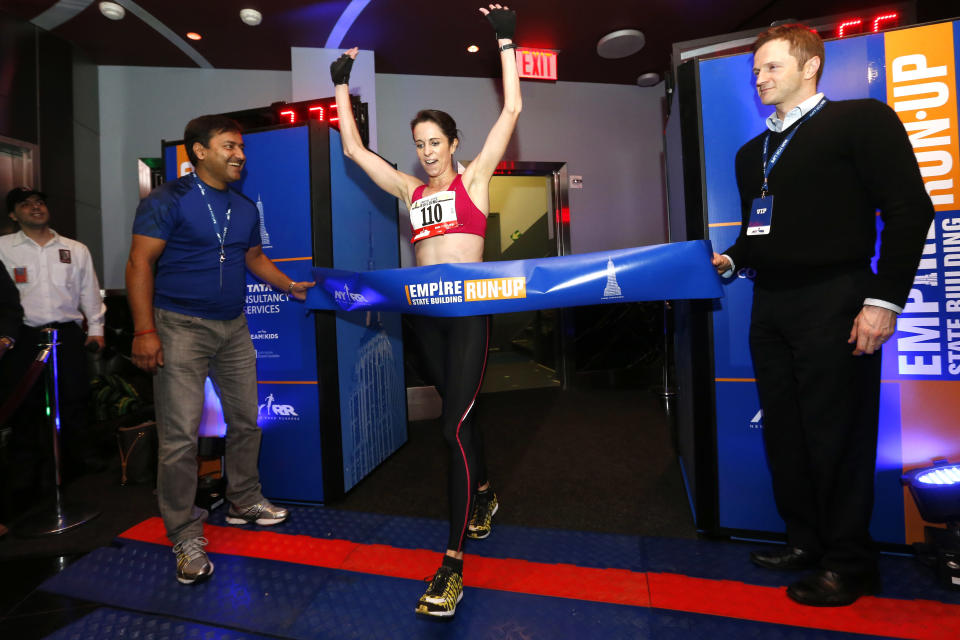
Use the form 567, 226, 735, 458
59, 249, 71, 263
13, 267, 27, 283
747, 195, 773, 236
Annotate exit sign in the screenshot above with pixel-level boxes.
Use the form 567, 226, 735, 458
516, 47, 557, 81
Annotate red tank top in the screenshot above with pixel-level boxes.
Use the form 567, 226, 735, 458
409, 174, 487, 243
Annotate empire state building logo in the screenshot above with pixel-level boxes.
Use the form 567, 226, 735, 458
601, 258, 623, 300
256, 194, 272, 248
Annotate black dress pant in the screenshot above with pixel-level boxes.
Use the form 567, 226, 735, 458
749, 269, 881, 575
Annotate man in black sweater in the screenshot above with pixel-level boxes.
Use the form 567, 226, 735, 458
712, 25, 933, 606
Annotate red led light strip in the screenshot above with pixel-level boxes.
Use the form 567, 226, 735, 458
836, 11, 900, 38
837, 19, 862, 38
873, 12, 898, 32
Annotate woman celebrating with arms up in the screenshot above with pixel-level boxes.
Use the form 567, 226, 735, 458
330, 3, 520, 618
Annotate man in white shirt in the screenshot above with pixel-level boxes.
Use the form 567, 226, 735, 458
0, 187, 106, 491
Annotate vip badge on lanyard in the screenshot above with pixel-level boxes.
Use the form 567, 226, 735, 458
194, 173, 231, 290
748, 195, 774, 236
754, 98, 828, 237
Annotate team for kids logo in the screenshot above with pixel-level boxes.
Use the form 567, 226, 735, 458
250, 329, 279, 341
404, 277, 526, 307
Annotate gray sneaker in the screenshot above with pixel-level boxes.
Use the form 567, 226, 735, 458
172, 536, 214, 584
225, 500, 289, 526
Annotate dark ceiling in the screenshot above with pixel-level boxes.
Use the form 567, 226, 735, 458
1, 0, 957, 84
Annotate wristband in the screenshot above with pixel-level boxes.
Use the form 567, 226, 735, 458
500, 43, 518, 52
133, 328, 157, 337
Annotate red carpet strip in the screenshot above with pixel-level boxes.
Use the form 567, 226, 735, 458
120, 517, 955, 639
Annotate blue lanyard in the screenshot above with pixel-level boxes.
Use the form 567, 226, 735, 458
194, 173, 231, 289
760, 98, 827, 196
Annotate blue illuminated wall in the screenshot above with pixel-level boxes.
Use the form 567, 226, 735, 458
164, 127, 323, 501
328, 130, 407, 492
699, 21, 960, 543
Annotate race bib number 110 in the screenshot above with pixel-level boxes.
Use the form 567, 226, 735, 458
411, 191, 458, 241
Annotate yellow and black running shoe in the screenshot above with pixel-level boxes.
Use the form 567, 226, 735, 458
467, 492, 499, 539
415, 565, 463, 617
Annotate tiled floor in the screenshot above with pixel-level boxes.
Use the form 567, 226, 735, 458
5, 506, 958, 640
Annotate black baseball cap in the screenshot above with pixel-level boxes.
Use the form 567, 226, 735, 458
7, 187, 47, 212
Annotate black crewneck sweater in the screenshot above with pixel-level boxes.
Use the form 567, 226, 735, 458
724, 98, 934, 308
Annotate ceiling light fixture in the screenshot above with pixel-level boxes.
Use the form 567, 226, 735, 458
98, 1, 125, 21
240, 9, 263, 26
467, 45, 479, 53
186, 32, 202, 41
596, 29, 645, 59
636, 72, 661, 87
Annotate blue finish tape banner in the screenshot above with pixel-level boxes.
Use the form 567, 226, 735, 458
306, 241, 723, 316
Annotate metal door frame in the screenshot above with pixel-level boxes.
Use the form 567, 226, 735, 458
493, 161, 574, 387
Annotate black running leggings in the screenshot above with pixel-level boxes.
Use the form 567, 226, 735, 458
409, 314, 490, 552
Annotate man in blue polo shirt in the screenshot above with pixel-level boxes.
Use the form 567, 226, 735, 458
125, 115, 314, 585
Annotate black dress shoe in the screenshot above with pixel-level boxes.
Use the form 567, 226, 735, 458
786, 569, 881, 607
750, 546, 819, 570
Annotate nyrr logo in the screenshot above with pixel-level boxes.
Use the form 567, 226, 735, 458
334, 284, 369, 305
749, 409, 763, 429
258, 393, 300, 421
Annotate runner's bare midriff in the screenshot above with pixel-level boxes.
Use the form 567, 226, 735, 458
415, 232, 484, 266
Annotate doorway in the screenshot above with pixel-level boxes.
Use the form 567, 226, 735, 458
481, 161, 572, 393
0, 135, 40, 236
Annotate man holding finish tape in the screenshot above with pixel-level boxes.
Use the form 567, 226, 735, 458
126, 114, 314, 586
712, 24, 932, 606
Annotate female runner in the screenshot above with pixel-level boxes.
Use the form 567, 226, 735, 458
330, 3, 521, 618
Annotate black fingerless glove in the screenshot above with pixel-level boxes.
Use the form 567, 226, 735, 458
330, 53, 354, 86
484, 8, 516, 41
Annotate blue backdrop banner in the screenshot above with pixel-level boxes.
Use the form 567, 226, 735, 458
306, 240, 723, 316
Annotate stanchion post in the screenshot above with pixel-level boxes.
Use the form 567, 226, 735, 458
15, 328, 100, 537
654, 301, 678, 413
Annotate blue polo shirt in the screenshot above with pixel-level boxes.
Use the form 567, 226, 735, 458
133, 174, 261, 319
